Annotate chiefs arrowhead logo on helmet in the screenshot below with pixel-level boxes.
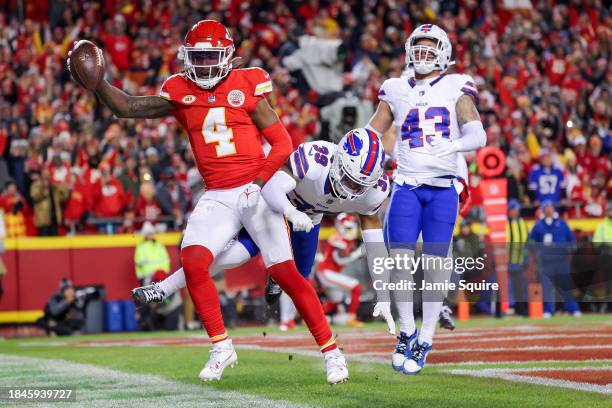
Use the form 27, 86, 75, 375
180, 20, 235, 89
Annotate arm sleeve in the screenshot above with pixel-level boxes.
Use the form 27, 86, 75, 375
261, 170, 297, 214
257, 121, 293, 183
362, 228, 391, 302
456, 153, 469, 182
456, 121, 487, 152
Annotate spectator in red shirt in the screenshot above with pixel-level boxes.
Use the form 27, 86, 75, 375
102, 14, 132, 71
93, 162, 125, 219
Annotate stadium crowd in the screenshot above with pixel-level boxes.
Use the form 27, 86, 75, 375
0, 0, 609, 237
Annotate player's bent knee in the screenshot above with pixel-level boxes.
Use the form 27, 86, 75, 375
181, 245, 215, 285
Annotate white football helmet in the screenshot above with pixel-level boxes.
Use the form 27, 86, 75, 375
330, 128, 385, 200
335, 213, 359, 241
405, 24, 453, 75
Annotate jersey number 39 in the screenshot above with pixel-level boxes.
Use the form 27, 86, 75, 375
203, 107, 237, 157
401, 107, 450, 148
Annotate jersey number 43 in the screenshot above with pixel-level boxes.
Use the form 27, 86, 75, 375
401, 107, 450, 148
203, 107, 237, 157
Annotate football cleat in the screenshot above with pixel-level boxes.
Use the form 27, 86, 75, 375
131, 283, 165, 306
199, 339, 238, 381
439, 304, 456, 331
345, 317, 364, 328
279, 319, 296, 331
402, 340, 432, 375
392, 330, 417, 371
265, 276, 283, 305
325, 349, 349, 384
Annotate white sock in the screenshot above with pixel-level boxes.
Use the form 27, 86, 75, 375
157, 268, 186, 295
419, 252, 453, 345
280, 292, 296, 323
390, 248, 416, 335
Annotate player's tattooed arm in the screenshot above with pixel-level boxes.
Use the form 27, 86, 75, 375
367, 101, 394, 136
455, 94, 481, 127
94, 80, 172, 119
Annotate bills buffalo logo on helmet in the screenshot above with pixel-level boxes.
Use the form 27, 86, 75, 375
227, 90, 245, 107
343, 131, 363, 156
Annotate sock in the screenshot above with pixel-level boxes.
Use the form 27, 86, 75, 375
391, 248, 416, 335
419, 254, 453, 345
158, 268, 186, 296
279, 292, 297, 323
268, 260, 336, 353
181, 245, 227, 344
347, 284, 362, 315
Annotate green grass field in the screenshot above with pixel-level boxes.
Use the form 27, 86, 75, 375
1, 316, 611, 407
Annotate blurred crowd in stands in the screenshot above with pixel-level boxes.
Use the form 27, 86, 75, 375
0, 0, 609, 237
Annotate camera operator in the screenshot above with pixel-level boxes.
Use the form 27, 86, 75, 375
37, 278, 88, 336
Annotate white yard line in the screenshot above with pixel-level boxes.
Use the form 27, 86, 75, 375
449, 367, 612, 395
0, 354, 311, 408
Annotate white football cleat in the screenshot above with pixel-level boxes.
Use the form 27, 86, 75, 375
392, 330, 418, 371
199, 339, 238, 381
325, 349, 349, 384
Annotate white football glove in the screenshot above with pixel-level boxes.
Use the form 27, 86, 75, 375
429, 136, 460, 157
238, 183, 261, 211
372, 301, 396, 335
284, 207, 314, 232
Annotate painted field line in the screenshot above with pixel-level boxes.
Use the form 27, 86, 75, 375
449, 367, 611, 395
0, 354, 310, 408
430, 345, 612, 354
434, 333, 612, 344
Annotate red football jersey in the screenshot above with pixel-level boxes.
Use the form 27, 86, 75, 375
318, 235, 360, 273
159, 68, 273, 189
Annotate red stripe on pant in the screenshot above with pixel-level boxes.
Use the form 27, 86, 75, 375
181, 245, 227, 343
348, 284, 362, 315
268, 260, 336, 352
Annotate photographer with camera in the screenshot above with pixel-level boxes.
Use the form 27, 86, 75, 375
37, 278, 88, 336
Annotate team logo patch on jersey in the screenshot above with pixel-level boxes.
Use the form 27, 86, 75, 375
343, 131, 363, 156
182, 95, 196, 104
227, 90, 245, 107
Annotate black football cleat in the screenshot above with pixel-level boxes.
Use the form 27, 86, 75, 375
439, 304, 456, 331
132, 283, 165, 307
264, 276, 283, 305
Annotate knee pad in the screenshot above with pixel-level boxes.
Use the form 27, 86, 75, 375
181, 245, 214, 286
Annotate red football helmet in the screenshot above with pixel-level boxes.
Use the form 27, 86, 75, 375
335, 213, 359, 240
180, 20, 235, 89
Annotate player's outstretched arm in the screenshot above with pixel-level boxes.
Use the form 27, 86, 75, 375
250, 98, 293, 186
359, 213, 396, 335
260, 167, 314, 233
94, 80, 172, 119
366, 101, 394, 137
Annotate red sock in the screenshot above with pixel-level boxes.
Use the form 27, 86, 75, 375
181, 245, 227, 343
268, 260, 336, 353
348, 284, 362, 315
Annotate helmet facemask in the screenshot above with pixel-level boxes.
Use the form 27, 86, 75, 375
406, 36, 451, 75
329, 153, 375, 200
182, 45, 233, 89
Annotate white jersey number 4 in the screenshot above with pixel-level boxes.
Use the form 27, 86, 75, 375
203, 107, 237, 157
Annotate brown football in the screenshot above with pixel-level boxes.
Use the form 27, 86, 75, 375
68, 40, 106, 91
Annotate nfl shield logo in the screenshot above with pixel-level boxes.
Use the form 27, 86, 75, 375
208, 95, 216, 103
419, 91, 425, 96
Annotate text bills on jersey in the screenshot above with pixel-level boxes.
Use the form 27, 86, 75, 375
288, 141, 390, 224
379, 72, 477, 187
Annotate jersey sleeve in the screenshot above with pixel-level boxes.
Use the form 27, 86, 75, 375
158, 74, 187, 104
356, 173, 390, 215
377, 78, 400, 106
288, 141, 332, 181
458, 74, 478, 99
244, 67, 273, 112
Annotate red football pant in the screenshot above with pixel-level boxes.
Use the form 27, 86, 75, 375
181, 245, 227, 343
348, 284, 362, 315
268, 260, 336, 352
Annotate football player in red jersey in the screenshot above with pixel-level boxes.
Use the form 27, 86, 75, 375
69, 20, 348, 384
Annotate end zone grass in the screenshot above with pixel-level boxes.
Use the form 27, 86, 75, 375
1, 316, 610, 408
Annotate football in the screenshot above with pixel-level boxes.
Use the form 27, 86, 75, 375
68, 40, 106, 90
